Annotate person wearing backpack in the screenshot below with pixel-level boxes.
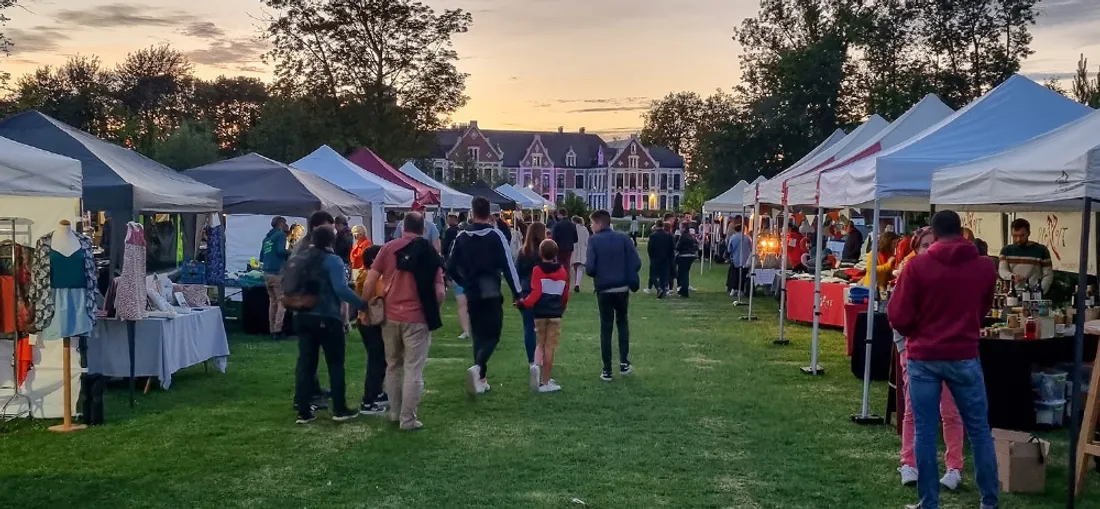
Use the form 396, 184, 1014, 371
285, 225, 369, 425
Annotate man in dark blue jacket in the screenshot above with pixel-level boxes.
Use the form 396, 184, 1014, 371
646, 221, 674, 298
585, 209, 641, 382
551, 208, 579, 267
447, 197, 522, 395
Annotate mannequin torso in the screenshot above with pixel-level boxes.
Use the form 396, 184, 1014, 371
52, 221, 80, 257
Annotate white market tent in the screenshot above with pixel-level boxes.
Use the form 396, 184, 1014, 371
817, 75, 1094, 211
517, 186, 555, 210
742, 129, 847, 208
784, 94, 955, 207
931, 108, 1100, 508
293, 145, 415, 244
397, 161, 473, 210
704, 179, 756, 213
757, 119, 889, 206
496, 183, 542, 209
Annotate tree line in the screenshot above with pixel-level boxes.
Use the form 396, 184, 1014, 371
641, 0, 1097, 211
0, 0, 469, 171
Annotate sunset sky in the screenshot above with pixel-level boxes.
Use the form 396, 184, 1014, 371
3, 0, 1098, 138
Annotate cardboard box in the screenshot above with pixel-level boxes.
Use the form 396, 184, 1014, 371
993, 428, 1051, 493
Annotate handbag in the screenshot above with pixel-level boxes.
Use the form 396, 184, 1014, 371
365, 297, 386, 326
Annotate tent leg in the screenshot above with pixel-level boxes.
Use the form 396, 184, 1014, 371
774, 205, 790, 345
1068, 201, 1092, 509
740, 203, 759, 321
802, 206, 826, 375
733, 205, 748, 306
852, 200, 885, 425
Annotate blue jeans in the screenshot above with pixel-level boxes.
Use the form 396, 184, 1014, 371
520, 308, 536, 364
907, 358, 998, 509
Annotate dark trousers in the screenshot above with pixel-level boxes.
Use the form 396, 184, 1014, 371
726, 263, 748, 293
669, 255, 677, 287
597, 291, 630, 371
358, 324, 386, 405
650, 259, 669, 292
294, 315, 348, 416
677, 257, 694, 296
469, 297, 504, 379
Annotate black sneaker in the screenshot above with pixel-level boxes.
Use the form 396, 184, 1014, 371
657, 290, 666, 299
620, 363, 633, 375
359, 403, 386, 416
375, 392, 389, 408
310, 395, 329, 411
600, 371, 613, 382
574, 285, 580, 293
332, 409, 359, 422
295, 412, 316, 425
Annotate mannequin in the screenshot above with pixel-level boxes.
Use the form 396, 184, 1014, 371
52, 220, 80, 257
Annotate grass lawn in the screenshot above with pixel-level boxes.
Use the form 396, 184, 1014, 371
3, 251, 1100, 508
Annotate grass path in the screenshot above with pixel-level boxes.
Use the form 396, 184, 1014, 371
2, 255, 1099, 508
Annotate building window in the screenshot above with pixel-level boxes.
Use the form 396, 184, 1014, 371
642, 174, 650, 190
556, 174, 565, 190
556, 193, 564, 204
542, 173, 550, 191
628, 173, 636, 189
643, 196, 650, 210
575, 174, 584, 189
508, 172, 517, 185
673, 174, 681, 191
673, 195, 680, 210
566, 153, 576, 167
660, 174, 668, 190
468, 146, 479, 161
532, 154, 543, 167
628, 155, 640, 169
521, 172, 530, 187
615, 173, 624, 189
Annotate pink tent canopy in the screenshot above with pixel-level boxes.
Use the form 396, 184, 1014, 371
346, 147, 441, 206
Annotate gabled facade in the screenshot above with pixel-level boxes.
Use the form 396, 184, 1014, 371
432, 121, 686, 211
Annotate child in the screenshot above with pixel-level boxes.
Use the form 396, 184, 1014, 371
517, 239, 570, 392
355, 245, 388, 414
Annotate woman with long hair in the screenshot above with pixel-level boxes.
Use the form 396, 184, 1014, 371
571, 216, 590, 292
517, 222, 548, 368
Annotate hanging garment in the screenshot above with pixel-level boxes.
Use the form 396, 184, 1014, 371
116, 222, 147, 321
38, 288, 94, 339
15, 336, 32, 387
0, 241, 35, 339
205, 224, 225, 285
30, 232, 99, 334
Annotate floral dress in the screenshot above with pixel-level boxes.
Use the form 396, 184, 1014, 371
115, 222, 147, 321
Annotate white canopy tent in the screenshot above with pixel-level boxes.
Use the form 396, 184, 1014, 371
293, 145, 415, 244
742, 129, 848, 208
496, 183, 542, 209
517, 186, 555, 211
931, 108, 1100, 507
397, 161, 473, 210
704, 179, 753, 213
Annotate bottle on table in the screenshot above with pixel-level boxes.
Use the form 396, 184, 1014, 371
1025, 316, 1038, 340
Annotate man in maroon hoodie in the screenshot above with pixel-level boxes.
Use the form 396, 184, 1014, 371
888, 210, 998, 509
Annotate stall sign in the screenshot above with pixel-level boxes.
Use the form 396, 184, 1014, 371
1014, 212, 1096, 274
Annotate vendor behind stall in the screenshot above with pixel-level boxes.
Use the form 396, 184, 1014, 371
998, 218, 1053, 292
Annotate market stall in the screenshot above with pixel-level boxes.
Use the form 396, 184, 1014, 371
347, 147, 441, 207
515, 186, 556, 212
931, 107, 1100, 503
0, 136, 84, 424
785, 279, 846, 327
293, 145, 415, 244
397, 161, 473, 210
463, 181, 517, 211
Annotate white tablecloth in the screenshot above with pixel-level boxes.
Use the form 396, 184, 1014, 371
88, 307, 230, 389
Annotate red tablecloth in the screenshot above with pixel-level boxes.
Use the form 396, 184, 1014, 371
786, 280, 846, 328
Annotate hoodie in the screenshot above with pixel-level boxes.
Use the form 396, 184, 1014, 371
887, 237, 996, 362
260, 228, 289, 274
446, 222, 521, 302
647, 229, 674, 266
551, 218, 579, 252
518, 261, 570, 318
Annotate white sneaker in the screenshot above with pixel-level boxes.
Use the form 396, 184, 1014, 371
458, 332, 469, 340
643, 288, 652, 294
529, 364, 541, 391
689, 286, 697, 291
477, 379, 491, 394
939, 469, 962, 491
466, 365, 480, 395
538, 381, 562, 393
899, 465, 918, 486
729, 289, 736, 297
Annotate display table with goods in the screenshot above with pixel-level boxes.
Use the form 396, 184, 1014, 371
785, 279, 846, 327
88, 306, 229, 390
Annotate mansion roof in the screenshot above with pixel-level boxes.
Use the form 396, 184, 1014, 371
433, 126, 685, 169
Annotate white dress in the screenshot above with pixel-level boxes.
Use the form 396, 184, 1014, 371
573, 224, 590, 266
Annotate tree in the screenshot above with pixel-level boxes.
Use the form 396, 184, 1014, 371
1072, 54, 1100, 108
150, 120, 220, 170
261, 0, 472, 161
640, 92, 704, 157
12, 56, 116, 136
114, 45, 196, 153
192, 76, 270, 155
446, 148, 479, 189
558, 192, 588, 221
0, 0, 13, 90
611, 192, 625, 218
245, 96, 347, 162
683, 181, 707, 214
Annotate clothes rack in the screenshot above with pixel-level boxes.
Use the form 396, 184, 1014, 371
0, 217, 33, 422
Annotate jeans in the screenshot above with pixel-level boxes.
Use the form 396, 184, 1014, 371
650, 260, 668, 292
358, 324, 386, 405
597, 291, 630, 372
520, 308, 537, 364
382, 321, 431, 427
900, 350, 964, 471
294, 315, 348, 416
677, 257, 694, 296
907, 358, 998, 509
468, 297, 504, 380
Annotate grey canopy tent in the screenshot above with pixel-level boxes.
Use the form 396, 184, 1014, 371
184, 153, 372, 218
462, 181, 517, 211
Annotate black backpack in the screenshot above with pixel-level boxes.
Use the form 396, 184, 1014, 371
280, 247, 326, 311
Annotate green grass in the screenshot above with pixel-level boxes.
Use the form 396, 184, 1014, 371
3, 253, 1100, 508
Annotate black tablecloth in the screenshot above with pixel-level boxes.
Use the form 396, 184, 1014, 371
850, 312, 893, 381
241, 286, 294, 336
980, 335, 1098, 431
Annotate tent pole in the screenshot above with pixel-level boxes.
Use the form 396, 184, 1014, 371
802, 206, 826, 375
853, 199, 885, 424
740, 201, 759, 321
733, 205, 748, 306
774, 205, 791, 345
1068, 201, 1093, 509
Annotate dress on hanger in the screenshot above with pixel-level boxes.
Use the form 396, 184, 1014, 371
115, 222, 147, 321
205, 223, 225, 284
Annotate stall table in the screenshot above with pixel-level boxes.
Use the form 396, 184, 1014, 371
785, 280, 846, 327
88, 307, 230, 390
979, 335, 1099, 431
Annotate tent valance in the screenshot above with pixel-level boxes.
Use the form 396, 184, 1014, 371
347, 148, 441, 206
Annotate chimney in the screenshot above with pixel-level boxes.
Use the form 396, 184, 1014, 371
558, 126, 564, 134
630, 133, 638, 140
469, 120, 478, 129
579, 127, 586, 134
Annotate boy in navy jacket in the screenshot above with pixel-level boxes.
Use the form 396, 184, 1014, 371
585, 209, 641, 381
